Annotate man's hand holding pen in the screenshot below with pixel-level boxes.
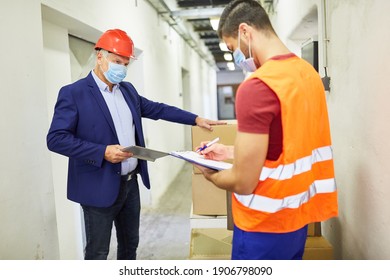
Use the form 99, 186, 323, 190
195, 137, 233, 161
194, 136, 237, 181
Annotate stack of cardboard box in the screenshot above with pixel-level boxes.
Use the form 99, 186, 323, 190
189, 122, 334, 260
189, 223, 334, 260
190, 122, 237, 229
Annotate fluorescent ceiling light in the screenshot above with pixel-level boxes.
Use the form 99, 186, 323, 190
227, 62, 235, 71
210, 18, 220, 31
219, 42, 229, 51
172, 7, 224, 19
224, 52, 233, 61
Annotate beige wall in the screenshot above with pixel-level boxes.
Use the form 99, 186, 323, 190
0, 0, 59, 259
326, 0, 390, 259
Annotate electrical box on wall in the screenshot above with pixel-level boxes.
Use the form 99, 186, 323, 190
301, 39, 319, 72
301, 38, 330, 91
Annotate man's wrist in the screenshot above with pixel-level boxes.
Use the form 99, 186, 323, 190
194, 116, 200, 125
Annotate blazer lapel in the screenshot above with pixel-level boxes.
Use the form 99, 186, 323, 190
86, 73, 118, 138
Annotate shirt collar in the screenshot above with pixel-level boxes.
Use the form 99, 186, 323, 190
91, 70, 120, 92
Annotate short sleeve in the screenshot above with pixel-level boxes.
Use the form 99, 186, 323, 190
235, 78, 280, 134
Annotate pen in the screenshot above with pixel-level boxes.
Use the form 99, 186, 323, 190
196, 137, 220, 153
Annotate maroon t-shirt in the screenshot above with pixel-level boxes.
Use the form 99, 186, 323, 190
235, 57, 299, 160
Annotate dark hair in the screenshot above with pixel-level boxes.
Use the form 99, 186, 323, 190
218, 0, 275, 39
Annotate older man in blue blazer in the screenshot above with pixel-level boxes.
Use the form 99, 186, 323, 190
47, 29, 223, 260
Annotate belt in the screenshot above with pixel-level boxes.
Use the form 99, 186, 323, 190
121, 168, 139, 182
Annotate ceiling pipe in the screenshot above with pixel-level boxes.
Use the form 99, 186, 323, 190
145, 0, 217, 70
321, 0, 331, 91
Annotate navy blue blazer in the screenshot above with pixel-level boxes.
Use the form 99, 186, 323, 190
47, 72, 197, 207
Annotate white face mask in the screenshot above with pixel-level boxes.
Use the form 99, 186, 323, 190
232, 30, 257, 73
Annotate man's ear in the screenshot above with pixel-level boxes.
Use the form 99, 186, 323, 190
238, 23, 251, 42
238, 23, 248, 35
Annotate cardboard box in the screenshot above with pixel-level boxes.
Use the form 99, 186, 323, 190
191, 122, 237, 174
192, 174, 227, 215
303, 236, 334, 260
189, 228, 232, 260
307, 222, 322, 236
189, 228, 333, 260
226, 191, 233, 230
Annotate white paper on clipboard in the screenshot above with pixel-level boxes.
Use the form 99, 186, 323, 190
169, 151, 232, 171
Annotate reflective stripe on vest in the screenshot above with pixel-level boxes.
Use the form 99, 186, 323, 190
234, 145, 335, 213
260, 145, 333, 181
234, 178, 336, 213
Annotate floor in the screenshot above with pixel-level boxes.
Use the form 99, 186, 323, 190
108, 163, 193, 260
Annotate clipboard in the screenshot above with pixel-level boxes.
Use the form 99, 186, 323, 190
169, 151, 233, 171
121, 146, 233, 171
121, 146, 169, 162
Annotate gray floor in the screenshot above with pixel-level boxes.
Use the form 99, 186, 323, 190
108, 163, 192, 260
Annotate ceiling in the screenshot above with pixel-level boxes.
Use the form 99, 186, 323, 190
176, 0, 232, 70
147, 0, 274, 71
174, 0, 275, 71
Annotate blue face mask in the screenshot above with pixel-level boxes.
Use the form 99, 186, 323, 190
102, 55, 128, 84
233, 31, 257, 73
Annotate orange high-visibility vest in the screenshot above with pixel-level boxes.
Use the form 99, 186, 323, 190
233, 55, 338, 233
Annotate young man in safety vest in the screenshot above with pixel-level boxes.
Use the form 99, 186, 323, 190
195, 0, 338, 260
47, 29, 223, 259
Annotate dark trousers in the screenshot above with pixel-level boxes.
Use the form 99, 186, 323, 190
81, 177, 140, 260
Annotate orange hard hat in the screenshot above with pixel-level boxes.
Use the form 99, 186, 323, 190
95, 29, 135, 58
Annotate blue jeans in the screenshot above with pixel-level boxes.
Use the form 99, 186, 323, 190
81, 177, 140, 260
232, 224, 308, 260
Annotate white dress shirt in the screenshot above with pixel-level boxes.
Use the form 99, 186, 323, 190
92, 70, 138, 175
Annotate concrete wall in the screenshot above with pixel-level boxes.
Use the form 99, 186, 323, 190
273, 0, 390, 259
0, 0, 217, 259
326, 0, 390, 260
0, 0, 59, 259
